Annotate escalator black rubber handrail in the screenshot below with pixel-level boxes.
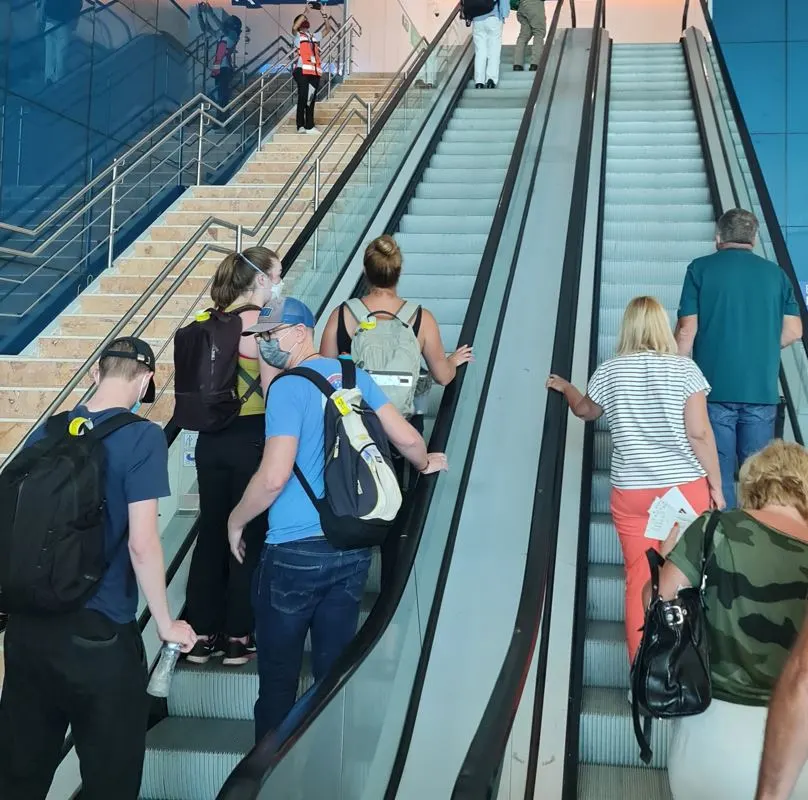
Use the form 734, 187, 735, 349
689, 0, 808, 381
452, 7, 605, 798
559, 36, 611, 800
386, 15, 572, 800
279, 5, 463, 274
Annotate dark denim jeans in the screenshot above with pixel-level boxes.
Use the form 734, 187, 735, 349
707, 402, 777, 509
252, 538, 371, 742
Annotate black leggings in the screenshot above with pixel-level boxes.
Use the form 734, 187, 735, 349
293, 67, 321, 130
185, 415, 266, 638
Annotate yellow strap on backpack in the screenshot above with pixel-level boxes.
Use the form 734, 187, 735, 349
68, 417, 90, 436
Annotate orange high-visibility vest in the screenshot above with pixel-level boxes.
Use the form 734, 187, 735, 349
298, 33, 322, 77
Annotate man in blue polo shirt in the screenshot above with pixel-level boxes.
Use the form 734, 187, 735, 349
227, 297, 447, 741
676, 208, 803, 507
0, 337, 196, 800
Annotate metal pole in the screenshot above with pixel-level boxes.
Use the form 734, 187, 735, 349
236, 224, 243, 253
15, 108, 24, 185
347, 27, 353, 77
366, 102, 372, 186
196, 102, 205, 186
313, 157, 321, 269
107, 158, 118, 271
177, 122, 184, 187
257, 74, 265, 151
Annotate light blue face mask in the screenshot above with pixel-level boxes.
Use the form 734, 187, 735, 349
258, 335, 292, 370
130, 376, 149, 415
130, 401, 142, 414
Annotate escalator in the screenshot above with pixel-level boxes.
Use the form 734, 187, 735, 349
438, 3, 808, 800
5, 11, 474, 800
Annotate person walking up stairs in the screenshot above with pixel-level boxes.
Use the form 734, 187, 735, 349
513, 0, 546, 72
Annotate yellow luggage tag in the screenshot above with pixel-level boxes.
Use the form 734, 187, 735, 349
68, 417, 90, 436
359, 318, 376, 330
333, 396, 351, 416
195, 310, 211, 322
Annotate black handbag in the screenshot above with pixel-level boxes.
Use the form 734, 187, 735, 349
630, 510, 720, 764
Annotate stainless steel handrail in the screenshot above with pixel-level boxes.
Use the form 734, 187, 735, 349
0, 31, 435, 468
0, 17, 361, 240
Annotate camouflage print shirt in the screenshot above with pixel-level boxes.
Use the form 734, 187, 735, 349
668, 509, 808, 706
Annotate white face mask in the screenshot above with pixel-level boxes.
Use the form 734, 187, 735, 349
271, 279, 284, 301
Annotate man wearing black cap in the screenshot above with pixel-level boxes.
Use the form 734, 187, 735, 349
0, 337, 196, 800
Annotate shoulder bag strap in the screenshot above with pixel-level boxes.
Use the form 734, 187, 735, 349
345, 298, 368, 325
340, 358, 357, 391
237, 365, 264, 403
699, 509, 721, 594
273, 366, 337, 398
44, 411, 70, 438
88, 411, 143, 440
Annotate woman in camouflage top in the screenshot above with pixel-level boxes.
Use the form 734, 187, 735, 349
651, 440, 808, 798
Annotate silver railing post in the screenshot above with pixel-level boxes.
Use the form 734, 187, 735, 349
236, 223, 243, 252
196, 102, 205, 186
313, 157, 321, 269
347, 27, 353, 77
366, 101, 372, 186
15, 108, 24, 185
257, 74, 265, 151
107, 158, 119, 271
177, 121, 185, 187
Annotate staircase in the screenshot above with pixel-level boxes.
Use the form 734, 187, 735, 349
0, 74, 396, 468
577, 44, 715, 798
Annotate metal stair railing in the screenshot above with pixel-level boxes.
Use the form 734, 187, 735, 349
0, 33, 429, 470
0, 18, 364, 317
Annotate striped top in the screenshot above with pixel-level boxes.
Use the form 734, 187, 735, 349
587, 351, 711, 489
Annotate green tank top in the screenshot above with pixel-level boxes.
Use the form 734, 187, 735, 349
668, 509, 808, 705
227, 303, 264, 417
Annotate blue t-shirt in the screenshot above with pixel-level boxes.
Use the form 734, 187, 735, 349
265, 357, 390, 544
27, 406, 170, 624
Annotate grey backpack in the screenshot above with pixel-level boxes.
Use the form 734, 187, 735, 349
345, 299, 423, 418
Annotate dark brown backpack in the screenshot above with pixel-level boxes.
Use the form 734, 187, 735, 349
172, 305, 262, 433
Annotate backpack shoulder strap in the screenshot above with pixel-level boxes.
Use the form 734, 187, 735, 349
44, 411, 70, 438
340, 358, 357, 391
87, 412, 144, 440
397, 301, 420, 327
274, 366, 337, 398
345, 298, 369, 324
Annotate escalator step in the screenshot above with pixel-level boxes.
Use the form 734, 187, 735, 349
578, 764, 673, 799
399, 213, 498, 235
589, 513, 621, 565
584, 620, 629, 689
580, 687, 671, 769
586, 563, 624, 622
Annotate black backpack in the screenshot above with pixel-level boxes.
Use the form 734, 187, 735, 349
0, 411, 142, 614
273, 360, 402, 550
173, 305, 262, 433
461, 0, 498, 22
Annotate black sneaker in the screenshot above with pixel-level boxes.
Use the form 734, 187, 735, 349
486, 79, 496, 89
513, 64, 525, 71
475, 82, 484, 89
246, 634, 257, 655
185, 634, 225, 665
529, 64, 539, 72
222, 639, 252, 667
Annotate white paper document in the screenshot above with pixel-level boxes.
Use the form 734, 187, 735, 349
644, 486, 699, 542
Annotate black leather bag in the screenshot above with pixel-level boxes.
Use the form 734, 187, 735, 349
630, 511, 720, 764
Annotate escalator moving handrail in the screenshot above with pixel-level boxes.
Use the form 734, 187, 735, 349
691, 0, 808, 374
280, 6, 462, 273
452, 5, 605, 797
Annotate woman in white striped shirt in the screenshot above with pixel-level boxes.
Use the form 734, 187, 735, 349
547, 296, 724, 664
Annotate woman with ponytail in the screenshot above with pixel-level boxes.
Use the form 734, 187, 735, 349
185, 247, 284, 667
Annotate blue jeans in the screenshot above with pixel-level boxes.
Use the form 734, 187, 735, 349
707, 402, 777, 509
252, 538, 371, 742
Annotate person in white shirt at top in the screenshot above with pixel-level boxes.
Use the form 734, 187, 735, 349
546, 296, 724, 666
470, 0, 510, 89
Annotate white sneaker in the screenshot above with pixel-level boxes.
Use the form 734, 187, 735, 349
306, 127, 321, 135
297, 127, 306, 134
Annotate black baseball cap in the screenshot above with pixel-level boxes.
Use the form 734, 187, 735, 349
101, 336, 157, 403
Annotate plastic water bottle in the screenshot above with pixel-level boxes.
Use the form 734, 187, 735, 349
147, 642, 182, 698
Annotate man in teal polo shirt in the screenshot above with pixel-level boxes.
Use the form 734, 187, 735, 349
675, 208, 803, 508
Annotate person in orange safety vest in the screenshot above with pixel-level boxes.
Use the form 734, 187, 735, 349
292, 9, 332, 134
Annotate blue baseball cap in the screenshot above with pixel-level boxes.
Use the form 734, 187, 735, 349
243, 297, 316, 335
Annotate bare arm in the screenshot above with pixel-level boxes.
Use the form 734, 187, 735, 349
546, 376, 603, 421
420, 310, 472, 387
319, 307, 341, 358
376, 403, 429, 470
641, 559, 692, 609
782, 315, 803, 349
684, 390, 723, 505
675, 315, 698, 357
230, 436, 296, 531
128, 500, 195, 648
756, 616, 808, 800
